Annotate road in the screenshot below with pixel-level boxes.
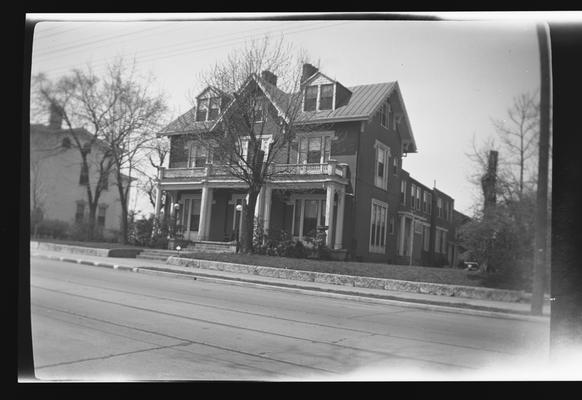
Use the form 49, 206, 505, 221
29, 257, 550, 381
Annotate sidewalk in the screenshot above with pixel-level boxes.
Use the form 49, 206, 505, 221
29, 248, 551, 322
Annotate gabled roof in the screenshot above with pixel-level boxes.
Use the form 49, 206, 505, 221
159, 74, 417, 154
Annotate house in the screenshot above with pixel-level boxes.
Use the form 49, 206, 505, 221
30, 105, 130, 241
154, 63, 459, 265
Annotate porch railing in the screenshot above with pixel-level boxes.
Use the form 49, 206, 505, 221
160, 160, 348, 180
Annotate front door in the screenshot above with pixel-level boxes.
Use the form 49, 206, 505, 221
181, 196, 201, 241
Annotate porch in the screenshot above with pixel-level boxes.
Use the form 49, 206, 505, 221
154, 170, 350, 251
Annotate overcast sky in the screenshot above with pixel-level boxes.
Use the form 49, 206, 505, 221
29, 14, 546, 216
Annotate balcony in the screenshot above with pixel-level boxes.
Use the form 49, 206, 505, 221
159, 160, 349, 187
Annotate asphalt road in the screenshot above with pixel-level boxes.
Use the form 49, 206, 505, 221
29, 257, 550, 381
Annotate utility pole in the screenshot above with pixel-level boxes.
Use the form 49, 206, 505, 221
531, 22, 551, 315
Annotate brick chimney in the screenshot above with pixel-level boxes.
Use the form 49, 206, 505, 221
261, 70, 277, 87
301, 63, 318, 83
48, 103, 63, 130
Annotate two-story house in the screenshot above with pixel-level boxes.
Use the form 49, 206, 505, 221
154, 63, 418, 262
30, 106, 131, 241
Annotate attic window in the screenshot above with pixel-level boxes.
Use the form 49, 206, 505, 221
304, 86, 318, 112
61, 137, 71, 149
196, 97, 221, 122
319, 84, 334, 110
304, 84, 335, 112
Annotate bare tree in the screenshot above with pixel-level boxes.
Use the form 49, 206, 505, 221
98, 59, 168, 244
491, 90, 540, 201
173, 37, 311, 253
141, 139, 170, 210
32, 59, 167, 243
32, 70, 116, 240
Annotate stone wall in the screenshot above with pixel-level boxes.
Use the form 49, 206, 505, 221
166, 256, 528, 303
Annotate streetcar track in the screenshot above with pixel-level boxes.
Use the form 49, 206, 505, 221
30, 274, 518, 356
32, 302, 337, 377
31, 284, 479, 370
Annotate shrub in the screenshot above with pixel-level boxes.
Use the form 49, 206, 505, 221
34, 219, 70, 239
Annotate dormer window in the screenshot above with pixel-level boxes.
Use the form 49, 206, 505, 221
319, 84, 334, 110
303, 84, 336, 112
196, 97, 220, 121
208, 98, 220, 120
304, 86, 318, 112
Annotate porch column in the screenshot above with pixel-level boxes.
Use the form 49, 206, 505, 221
325, 183, 335, 247
254, 186, 265, 222
152, 183, 163, 238
198, 185, 213, 241
333, 188, 345, 249
263, 185, 273, 235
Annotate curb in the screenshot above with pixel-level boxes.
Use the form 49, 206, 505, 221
31, 252, 549, 322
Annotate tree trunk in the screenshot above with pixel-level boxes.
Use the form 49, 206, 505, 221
239, 188, 259, 254
87, 204, 97, 241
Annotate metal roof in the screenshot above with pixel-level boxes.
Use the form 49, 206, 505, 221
295, 82, 397, 123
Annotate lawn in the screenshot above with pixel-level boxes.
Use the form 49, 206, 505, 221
31, 238, 523, 291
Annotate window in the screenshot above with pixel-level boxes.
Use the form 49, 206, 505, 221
410, 184, 416, 208
416, 186, 421, 210
392, 156, 398, 175
374, 141, 390, 190
400, 180, 406, 205
188, 144, 208, 167
441, 230, 447, 254
303, 86, 318, 112
208, 98, 220, 120
423, 225, 430, 251
423, 192, 428, 213
79, 164, 89, 186
444, 200, 449, 221
196, 98, 209, 121
427, 193, 432, 215
291, 197, 326, 239
253, 100, 264, 122
319, 84, 334, 110
369, 199, 388, 253
62, 137, 71, 149
97, 205, 107, 228
297, 135, 331, 164
435, 227, 448, 253
380, 103, 387, 128
75, 202, 85, 223
437, 197, 443, 218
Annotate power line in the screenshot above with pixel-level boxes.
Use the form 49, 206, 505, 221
36, 21, 351, 77
34, 24, 173, 59
34, 21, 308, 63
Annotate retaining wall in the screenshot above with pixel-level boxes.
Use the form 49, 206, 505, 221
30, 241, 142, 258
167, 256, 528, 303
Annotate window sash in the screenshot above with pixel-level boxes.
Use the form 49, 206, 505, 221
369, 200, 388, 252
319, 84, 334, 110
196, 98, 209, 121
304, 86, 317, 111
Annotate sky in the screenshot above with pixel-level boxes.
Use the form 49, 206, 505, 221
28, 13, 549, 217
